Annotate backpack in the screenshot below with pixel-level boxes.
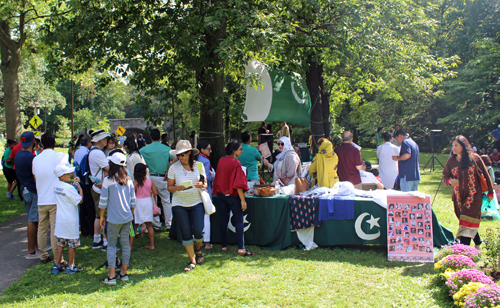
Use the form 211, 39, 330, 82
76, 147, 100, 188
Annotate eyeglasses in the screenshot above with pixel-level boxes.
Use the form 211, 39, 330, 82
176, 152, 188, 157
278, 142, 284, 146
205, 148, 212, 152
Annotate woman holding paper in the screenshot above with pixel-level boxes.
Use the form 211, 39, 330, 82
308, 138, 339, 188
213, 140, 253, 256
442, 135, 494, 248
263, 136, 302, 191
167, 140, 207, 271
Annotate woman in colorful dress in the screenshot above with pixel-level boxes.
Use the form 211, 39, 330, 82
308, 138, 339, 188
263, 136, 301, 189
442, 135, 494, 248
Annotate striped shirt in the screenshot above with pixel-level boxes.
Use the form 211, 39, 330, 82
99, 177, 136, 224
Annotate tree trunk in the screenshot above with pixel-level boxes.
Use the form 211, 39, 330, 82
0, 21, 22, 141
306, 54, 329, 154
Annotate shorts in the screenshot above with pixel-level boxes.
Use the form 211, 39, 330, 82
91, 189, 101, 219
57, 238, 81, 248
3, 167, 16, 183
22, 188, 38, 222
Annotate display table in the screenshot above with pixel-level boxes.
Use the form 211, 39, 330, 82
170, 195, 455, 250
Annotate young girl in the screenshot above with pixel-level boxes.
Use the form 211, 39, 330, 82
133, 163, 157, 249
99, 152, 136, 285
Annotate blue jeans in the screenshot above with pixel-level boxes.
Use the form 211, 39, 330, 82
399, 176, 419, 192
217, 193, 245, 250
106, 221, 131, 268
172, 203, 204, 246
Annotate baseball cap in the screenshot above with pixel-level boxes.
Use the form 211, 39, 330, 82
108, 152, 127, 166
21, 131, 35, 147
54, 164, 76, 177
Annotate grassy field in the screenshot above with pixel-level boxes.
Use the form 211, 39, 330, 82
0, 148, 497, 307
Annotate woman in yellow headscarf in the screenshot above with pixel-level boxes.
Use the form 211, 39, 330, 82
308, 138, 339, 188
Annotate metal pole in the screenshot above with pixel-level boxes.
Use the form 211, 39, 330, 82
71, 79, 74, 137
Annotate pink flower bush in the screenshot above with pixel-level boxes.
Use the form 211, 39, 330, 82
463, 285, 500, 308
434, 254, 477, 273
445, 269, 494, 294
435, 244, 482, 263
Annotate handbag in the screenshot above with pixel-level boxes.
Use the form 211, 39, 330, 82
473, 160, 489, 193
295, 177, 311, 195
152, 197, 161, 217
197, 162, 216, 215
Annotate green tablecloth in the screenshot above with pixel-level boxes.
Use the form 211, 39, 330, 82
170, 195, 455, 250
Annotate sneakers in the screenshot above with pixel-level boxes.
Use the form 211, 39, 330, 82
118, 273, 129, 281
65, 265, 83, 275
52, 263, 64, 274
102, 245, 107, 252
92, 239, 104, 249
102, 276, 117, 285
25, 251, 41, 260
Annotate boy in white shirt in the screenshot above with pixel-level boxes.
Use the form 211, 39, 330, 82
52, 164, 83, 274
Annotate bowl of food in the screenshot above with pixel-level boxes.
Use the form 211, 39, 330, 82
254, 185, 276, 197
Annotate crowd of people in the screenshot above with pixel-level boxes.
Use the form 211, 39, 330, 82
2, 121, 499, 283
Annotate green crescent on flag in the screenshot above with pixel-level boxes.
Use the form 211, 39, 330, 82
244, 60, 311, 127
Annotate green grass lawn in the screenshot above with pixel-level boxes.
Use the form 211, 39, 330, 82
0, 148, 497, 307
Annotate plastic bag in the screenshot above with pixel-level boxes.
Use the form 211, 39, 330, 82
481, 195, 500, 222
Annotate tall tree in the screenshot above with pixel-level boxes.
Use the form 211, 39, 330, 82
0, 0, 64, 140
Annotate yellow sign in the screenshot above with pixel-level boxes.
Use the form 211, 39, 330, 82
115, 126, 126, 136
33, 131, 41, 137
29, 115, 43, 129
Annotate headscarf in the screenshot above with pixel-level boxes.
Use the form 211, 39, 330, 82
312, 140, 339, 188
276, 136, 294, 161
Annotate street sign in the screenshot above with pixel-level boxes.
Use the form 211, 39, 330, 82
115, 126, 126, 136
33, 131, 41, 137
29, 115, 43, 129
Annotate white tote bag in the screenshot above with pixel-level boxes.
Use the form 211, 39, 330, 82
197, 162, 216, 215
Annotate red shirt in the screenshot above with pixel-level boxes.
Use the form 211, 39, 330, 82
10, 143, 36, 170
490, 152, 500, 163
213, 157, 249, 197
334, 143, 363, 185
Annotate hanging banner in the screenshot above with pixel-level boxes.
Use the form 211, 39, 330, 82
243, 60, 311, 127
387, 195, 434, 263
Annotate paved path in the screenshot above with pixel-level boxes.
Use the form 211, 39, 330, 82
0, 214, 39, 294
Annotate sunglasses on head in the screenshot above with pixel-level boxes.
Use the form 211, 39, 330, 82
176, 152, 188, 157
278, 142, 284, 146
205, 148, 212, 151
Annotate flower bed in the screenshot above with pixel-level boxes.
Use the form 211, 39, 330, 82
445, 269, 494, 295
435, 244, 482, 263
452, 282, 488, 306
463, 285, 500, 308
434, 254, 478, 273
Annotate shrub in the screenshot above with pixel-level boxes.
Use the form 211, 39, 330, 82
482, 228, 500, 272
435, 244, 482, 263
463, 285, 500, 308
434, 254, 478, 273
445, 269, 494, 295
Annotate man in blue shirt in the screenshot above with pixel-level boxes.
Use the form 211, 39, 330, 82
489, 124, 500, 152
14, 131, 40, 260
392, 129, 420, 192
140, 128, 175, 229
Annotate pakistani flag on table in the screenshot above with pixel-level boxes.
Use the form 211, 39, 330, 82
244, 60, 311, 127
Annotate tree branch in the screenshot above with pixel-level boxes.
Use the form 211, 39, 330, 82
25, 9, 72, 24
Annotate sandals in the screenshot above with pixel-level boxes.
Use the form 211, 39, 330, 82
204, 243, 213, 250
221, 247, 228, 252
238, 249, 255, 257
195, 249, 204, 264
184, 262, 196, 271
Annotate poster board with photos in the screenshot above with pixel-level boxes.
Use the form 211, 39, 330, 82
387, 195, 433, 263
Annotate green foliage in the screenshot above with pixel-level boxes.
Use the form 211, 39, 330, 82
73, 108, 96, 133
55, 115, 71, 138
482, 227, 500, 272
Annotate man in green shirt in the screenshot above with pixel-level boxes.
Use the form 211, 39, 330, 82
237, 132, 262, 184
140, 128, 176, 229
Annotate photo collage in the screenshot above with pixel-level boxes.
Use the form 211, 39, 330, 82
386, 195, 434, 263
